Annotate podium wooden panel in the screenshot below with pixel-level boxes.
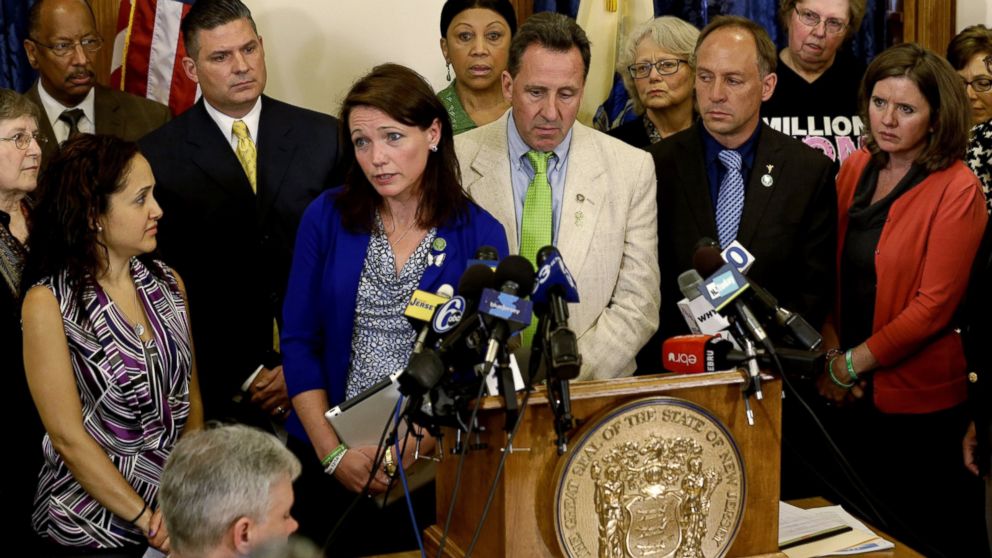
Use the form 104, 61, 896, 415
423, 371, 783, 557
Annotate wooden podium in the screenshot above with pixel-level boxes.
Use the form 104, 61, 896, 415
422, 371, 783, 557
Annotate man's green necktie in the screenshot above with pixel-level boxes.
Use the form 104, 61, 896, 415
520, 150, 553, 347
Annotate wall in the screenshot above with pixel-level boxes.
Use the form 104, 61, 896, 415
250, 0, 448, 116
958, 0, 992, 31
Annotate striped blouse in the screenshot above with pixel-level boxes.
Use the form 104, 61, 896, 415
32, 258, 193, 549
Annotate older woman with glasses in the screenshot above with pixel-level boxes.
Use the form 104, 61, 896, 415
948, 25, 992, 212
762, 0, 867, 164
0, 88, 47, 552
608, 16, 698, 148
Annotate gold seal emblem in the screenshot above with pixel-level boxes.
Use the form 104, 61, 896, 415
554, 397, 746, 558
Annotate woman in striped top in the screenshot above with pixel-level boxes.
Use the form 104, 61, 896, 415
21, 135, 202, 556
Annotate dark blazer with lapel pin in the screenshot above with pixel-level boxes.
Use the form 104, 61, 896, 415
139, 96, 342, 424
26, 82, 171, 168
642, 121, 837, 371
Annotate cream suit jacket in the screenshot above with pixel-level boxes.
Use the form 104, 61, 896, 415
455, 111, 660, 379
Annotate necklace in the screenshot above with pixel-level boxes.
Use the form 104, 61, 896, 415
382, 208, 417, 248
132, 286, 145, 338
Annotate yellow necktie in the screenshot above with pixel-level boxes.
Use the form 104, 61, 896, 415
232, 120, 257, 192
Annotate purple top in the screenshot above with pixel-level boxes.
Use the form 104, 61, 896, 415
32, 258, 193, 549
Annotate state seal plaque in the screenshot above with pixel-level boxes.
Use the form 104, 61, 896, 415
554, 397, 746, 558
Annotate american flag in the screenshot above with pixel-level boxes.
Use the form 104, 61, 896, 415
110, 0, 199, 116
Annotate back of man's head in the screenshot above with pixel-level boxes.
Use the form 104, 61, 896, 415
507, 11, 591, 79
181, 0, 257, 59
160, 424, 301, 558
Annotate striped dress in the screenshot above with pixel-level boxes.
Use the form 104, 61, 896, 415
31, 258, 193, 549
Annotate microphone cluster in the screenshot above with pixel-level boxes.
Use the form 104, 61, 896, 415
396, 245, 582, 448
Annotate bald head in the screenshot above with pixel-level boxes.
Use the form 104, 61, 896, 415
25, 0, 100, 107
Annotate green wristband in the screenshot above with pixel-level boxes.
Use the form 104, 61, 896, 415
845, 350, 859, 383
321, 443, 348, 467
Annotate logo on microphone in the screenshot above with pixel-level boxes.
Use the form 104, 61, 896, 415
432, 296, 465, 333
667, 351, 697, 365
705, 271, 739, 299
404, 290, 448, 322
479, 289, 533, 326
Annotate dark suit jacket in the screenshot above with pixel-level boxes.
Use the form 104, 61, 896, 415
139, 96, 342, 424
641, 121, 837, 371
26, 82, 171, 168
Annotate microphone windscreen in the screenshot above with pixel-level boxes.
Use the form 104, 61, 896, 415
458, 264, 495, 300
692, 244, 726, 277
495, 255, 536, 295
677, 270, 705, 300
535, 245, 558, 267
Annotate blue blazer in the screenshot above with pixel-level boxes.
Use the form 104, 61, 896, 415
281, 189, 509, 442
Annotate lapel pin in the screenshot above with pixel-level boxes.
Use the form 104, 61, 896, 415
575, 210, 584, 226
761, 165, 774, 187
576, 193, 585, 202
432, 237, 447, 251
434, 253, 446, 267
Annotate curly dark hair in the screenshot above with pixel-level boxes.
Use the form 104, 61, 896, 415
337, 63, 469, 232
22, 134, 162, 309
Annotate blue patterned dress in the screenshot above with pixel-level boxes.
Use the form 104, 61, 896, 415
31, 258, 194, 549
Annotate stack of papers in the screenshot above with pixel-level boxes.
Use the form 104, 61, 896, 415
779, 502, 895, 557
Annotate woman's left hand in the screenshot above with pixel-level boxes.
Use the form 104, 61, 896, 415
146, 508, 170, 552
817, 357, 860, 406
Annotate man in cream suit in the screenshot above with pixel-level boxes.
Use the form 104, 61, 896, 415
455, 12, 659, 380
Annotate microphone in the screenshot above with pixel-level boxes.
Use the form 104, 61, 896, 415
695, 237, 822, 350
677, 269, 731, 335
408, 285, 454, 355
531, 246, 581, 380
436, 264, 496, 356
693, 243, 767, 400
479, 256, 535, 367
661, 334, 735, 373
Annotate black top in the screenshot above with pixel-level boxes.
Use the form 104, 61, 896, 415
607, 115, 654, 149
762, 52, 865, 164
840, 161, 927, 350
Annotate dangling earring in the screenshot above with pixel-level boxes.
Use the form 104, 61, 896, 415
446, 62, 452, 82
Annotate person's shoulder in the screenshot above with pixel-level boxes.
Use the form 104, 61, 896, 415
99, 86, 170, 120
575, 121, 648, 161
761, 124, 832, 166
646, 124, 698, 160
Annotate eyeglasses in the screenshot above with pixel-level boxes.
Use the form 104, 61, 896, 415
27, 36, 104, 57
0, 132, 48, 150
627, 59, 688, 79
793, 6, 848, 35
963, 76, 992, 93
984, 55, 992, 75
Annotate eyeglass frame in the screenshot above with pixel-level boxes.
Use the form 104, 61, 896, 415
0, 132, 48, 150
627, 59, 689, 80
26, 35, 104, 58
792, 6, 848, 35
984, 55, 992, 75
963, 75, 992, 93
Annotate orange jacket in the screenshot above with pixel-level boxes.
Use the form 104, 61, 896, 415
836, 149, 988, 413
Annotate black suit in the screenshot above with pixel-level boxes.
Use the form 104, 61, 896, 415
26, 83, 171, 169
139, 96, 342, 424
641, 121, 837, 371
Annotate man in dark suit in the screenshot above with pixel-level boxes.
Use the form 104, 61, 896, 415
643, 15, 836, 369
140, 0, 342, 428
23, 0, 170, 166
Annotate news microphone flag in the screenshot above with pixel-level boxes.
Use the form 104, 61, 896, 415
111, 0, 199, 116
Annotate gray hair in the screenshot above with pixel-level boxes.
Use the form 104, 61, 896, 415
0, 88, 40, 122
615, 16, 699, 114
160, 424, 302, 557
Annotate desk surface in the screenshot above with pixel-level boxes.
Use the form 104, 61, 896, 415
790, 498, 925, 558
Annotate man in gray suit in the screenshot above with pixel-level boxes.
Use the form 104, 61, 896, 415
23, 0, 170, 165
455, 12, 659, 380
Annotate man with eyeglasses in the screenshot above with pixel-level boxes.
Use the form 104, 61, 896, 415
455, 12, 660, 380
762, 0, 868, 164
644, 15, 836, 374
22, 0, 170, 166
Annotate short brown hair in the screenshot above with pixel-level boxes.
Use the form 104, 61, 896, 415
694, 15, 777, 77
507, 12, 591, 79
860, 43, 971, 172
0, 88, 40, 122
337, 64, 468, 233
778, 0, 867, 41
946, 25, 992, 71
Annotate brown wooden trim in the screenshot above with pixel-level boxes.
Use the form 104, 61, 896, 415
91, 0, 122, 87
902, 0, 956, 53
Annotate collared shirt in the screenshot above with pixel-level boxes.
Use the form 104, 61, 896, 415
506, 111, 573, 245
701, 123, 762, 211
36, 82, 95, 143
204, 96, 262, 153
